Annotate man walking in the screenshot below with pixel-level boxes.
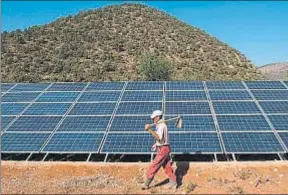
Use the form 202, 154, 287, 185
141, 110, 177, 190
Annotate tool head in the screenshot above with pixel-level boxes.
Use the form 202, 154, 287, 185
175, 116, 183, 128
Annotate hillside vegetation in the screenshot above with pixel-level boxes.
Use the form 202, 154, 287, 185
1, 3, 263, 82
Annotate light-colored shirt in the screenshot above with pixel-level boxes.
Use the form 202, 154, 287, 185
155, 121, 169, 146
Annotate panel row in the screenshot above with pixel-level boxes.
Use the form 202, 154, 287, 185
2, 81, 287, 93
2, 114, 288, 132
1, 132, 287, 153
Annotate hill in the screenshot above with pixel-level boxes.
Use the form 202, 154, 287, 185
1, 3, 263, 82
258, 62, 288, 80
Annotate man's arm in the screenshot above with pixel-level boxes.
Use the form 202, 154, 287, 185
145, 124, 160, 141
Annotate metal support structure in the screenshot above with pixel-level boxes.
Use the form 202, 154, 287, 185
42, 153, 49, 161
151, 154, 154, 162
277, 153, 284, 161
86, 153, 92, 162
214, 153, 218, 162
25, 153, 33, 161
232, 153, 237, 161
280, 80, 288, 89
104, 153, 109, 162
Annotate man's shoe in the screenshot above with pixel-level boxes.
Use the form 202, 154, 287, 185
141, 179, 152, 190
165, 180, 177, 190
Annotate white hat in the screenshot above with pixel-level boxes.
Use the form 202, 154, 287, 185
150, 110, 163, 119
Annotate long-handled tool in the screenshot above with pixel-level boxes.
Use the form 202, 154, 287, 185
149, 115, 183, 128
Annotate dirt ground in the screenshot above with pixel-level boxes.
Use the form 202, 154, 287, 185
1, 161, 288, 194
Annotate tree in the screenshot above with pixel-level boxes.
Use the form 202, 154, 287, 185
139, 53, 172, 81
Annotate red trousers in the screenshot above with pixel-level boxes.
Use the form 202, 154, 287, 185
147, 145, 176, 182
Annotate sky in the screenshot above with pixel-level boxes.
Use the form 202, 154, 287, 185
2, 1, 288, 66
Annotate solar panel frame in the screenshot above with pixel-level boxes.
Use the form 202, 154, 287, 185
68, 102, 117, 116
278, 132, 288, 152
212, 101, 262, 114
1, 83, 16, 92
2, 92, 41, 102
166, 81, 204, 90
42, 132, 105, 153
1, 132, 51, 152
222, 132, 285, 153
36, 92, 80, 102
10, 83, 51, 92
217, 115, 272, 132
6, 116, 62, 132
23, 103, 72, 115
267, 115, 288, 131
165, 101, 212, 115
206, 81, 245, 90
86, 82, 125, 91
165, 91, 207, 101
245, 81, 286, 89
47, 83, 87, 91
1, 116, 16, 130
116, 102, 163, 115
125, 81, 164, 90
1, 103, 30, 115
78, 91, 121, 102
121, 90, 163, 102
209, 90, 253, 100
109, 116, 152, 132
259, 101, 288, 114
251, 90, 288, 101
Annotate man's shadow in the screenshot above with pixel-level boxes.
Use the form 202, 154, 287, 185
153, 161, 190, 188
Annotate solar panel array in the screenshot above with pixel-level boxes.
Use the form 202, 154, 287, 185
1, 81, 288, 155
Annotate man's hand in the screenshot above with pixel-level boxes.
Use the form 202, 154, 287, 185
145, 124, 151, 131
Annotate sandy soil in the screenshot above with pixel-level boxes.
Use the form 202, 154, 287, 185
1, 161, 288, 194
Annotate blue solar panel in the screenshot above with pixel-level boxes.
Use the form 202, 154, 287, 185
167, 115, 216, 132
116, 102, 162, 115
279, 132, 288, 151
245, 81, 286, 89
1, 83, 16, 92
42, 133, 104, 152
1, 103, 29, 115
259, 101, 288, 114
36, 92, 80, 102
86, 82, 124, 91
166, 81, 204, 90
217, 115, 272, 131
170, 133, 222, 153
23, 103, 71, 115
268, 115, 288, 131
1, 132, 50, 152
57, 116, 110, 132
2, 92, 40, 102
206, 81, 245, 89
165, 102, 211, 115
78, 91, 121, 102
101, 133, 154, 153
209, 90, 252, 100
222, 132, 284, 153
48, 83, 87, 91
213, 101, 261, 114
68, 103, 116, 115
121, 91, 163, 101
251, 90, 288, 100
6, 116, 62, 132
284, 81, 288, 87
10, 83, 50, 92
126, 81, 164, 90
110, 116, 151, 132
165, 91, 207, 101
1, 116, 16, 130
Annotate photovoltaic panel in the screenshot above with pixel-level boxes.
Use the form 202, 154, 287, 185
1, 83, 15, 92
57, 116, 110, 132
284, 81, 288, 87
86, 82, 124, 91
6, 116, 62, 132
121, 91, 163, 101
1, 103, 29, 115
116, 102, 162, 115
23, 103, 71, 115
259, 101, 288, 114
165, 91, 207, 101
166, 81, 204, 90
212, 101, 261, 114
251, 90, 288, 100
10, 83, 50, 92
279, 132, 288, 151
36, 92, 80, 102
42, 133, 104, 152
126, 81, 164, 90
47, 83, 87, 91
206, 81, 245, 89
222, 132, 284, 153
1, 116, 16, 130
267, 115, 288, 131
2, 92, 40, 102
68, 103, 116, 115
165, 102, 211, 115
217, 115, 272, 131
245, 81, 286, 89
1, 132, 50, 152
109, 116, 151, 132
170, 132, 222, 153
209, 90, 252, 100
166, 115, 216, 132
101, 133, 154, 153
78, 91, 121, 102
